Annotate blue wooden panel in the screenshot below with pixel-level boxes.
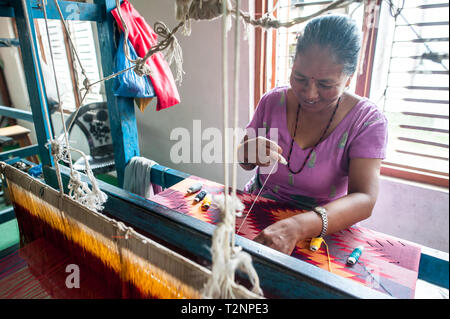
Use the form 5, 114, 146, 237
93, 0, 139, 187
30, 0, 103, 22
418, 252, 449, 289
0, 0, 14, 18
150, 164, 191, 188
44, 164, 390, 299
0, 105, 33, 122
0, 207, 15, 224
0, 144, 39, 161
12, 0, 53, 168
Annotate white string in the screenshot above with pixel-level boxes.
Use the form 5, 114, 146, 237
231, 0, 240, 248
18, 0, 66, 197
41, 0, 107, 212
222, 0, 229, 254
203, 0, 263, 299
237, 163, 276, 235
42, 0, 74, 172
52, 0, 91, 95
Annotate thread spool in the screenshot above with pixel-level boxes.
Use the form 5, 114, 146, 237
347, 245, 364, 265
201, 193, 212, 210
194, 190, 207, 203
186, 182, 203, 195
309, 237, 323, 252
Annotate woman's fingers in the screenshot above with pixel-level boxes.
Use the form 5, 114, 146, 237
253, 219, 300, 255
259, 137, 285, 166
238, 136, 285, 166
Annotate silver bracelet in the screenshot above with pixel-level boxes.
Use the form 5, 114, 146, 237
313, 206, 328, 238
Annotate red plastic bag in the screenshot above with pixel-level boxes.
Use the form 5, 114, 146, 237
111, 0, 180, 111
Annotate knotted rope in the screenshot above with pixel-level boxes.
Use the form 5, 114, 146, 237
115, 0, 184, 83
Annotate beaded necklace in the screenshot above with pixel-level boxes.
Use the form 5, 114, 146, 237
286, 97, 341, 174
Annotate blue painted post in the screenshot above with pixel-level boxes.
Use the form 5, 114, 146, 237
12, 0, 53, 168
94, 0, 139, 187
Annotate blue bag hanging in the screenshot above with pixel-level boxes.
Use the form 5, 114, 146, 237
113, 32, 156, 98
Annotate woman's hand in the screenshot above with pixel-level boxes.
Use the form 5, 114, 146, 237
253, 216, 303, 255
237, 136, 287, 167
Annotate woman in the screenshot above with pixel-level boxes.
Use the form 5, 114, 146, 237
238, 15, 388, 255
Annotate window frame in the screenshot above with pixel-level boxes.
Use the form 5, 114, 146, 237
355, 0, 448, 188
35, 19, 81, 113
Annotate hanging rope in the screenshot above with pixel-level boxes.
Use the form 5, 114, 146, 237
238, 0, 356, 29
176, 0, 357, 31
49, 0, 185, 123
42, 0, 107, 211
202, 0, 263, 299
114, 0, 184, 82
19, 0, 66, 197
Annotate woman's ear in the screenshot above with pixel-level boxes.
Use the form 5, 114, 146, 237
345, 74, 354, 88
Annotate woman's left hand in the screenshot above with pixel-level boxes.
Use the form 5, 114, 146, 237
253, 217, 302, 255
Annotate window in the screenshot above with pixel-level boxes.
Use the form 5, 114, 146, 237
370, 0, 449, 186
36, 19, 104, 112
262, 0, 449, 187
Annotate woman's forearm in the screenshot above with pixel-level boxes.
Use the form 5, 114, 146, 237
294, 192, 376, 240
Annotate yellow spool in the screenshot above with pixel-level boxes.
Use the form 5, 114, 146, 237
309, 237, 324, 252
201, 193, 212, 210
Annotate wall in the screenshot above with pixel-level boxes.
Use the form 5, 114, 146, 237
362, 177, 449, 252
0, 18, 37, 143
131, 0, 255, 188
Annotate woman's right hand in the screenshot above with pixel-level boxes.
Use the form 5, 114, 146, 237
237, 136, 287, 167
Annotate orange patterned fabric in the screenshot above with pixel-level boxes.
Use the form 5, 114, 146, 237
151, 176, 421, 298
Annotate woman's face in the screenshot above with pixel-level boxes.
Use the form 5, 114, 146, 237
290, 45, 352, 113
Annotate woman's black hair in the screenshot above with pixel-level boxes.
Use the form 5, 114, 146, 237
296, 14, 361, 75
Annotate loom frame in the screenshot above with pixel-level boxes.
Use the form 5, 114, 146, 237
0, 0, 448, 298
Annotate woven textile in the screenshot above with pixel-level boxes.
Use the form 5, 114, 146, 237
150, 176, 422, 298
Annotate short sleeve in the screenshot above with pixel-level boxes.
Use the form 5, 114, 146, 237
245, 90, 273, 139
246, 92, 270, 131
348, 106, 389, 159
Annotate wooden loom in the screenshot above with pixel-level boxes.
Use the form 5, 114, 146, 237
0, 0, 448, 299
1, 162, 261, 298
